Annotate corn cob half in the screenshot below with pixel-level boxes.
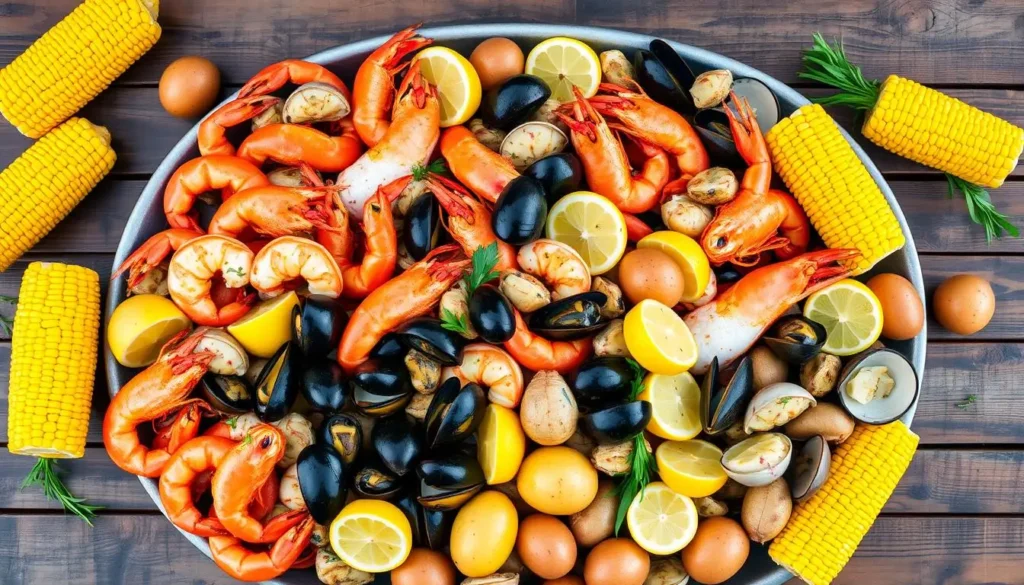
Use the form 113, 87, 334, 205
0, 0, 161, 138
769, 421, 919, 585
0, 117, 116, 273
766, 104, 905, 275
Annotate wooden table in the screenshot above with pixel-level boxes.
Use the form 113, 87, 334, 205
2, 1, 1023, 583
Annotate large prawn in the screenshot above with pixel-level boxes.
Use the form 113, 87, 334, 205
504, 310, 592, 374
424, 173, 518, 271
237, 119, 363, 174
439, 125, 519, 204
163, 155, 270, 232
167, 235, 255, 326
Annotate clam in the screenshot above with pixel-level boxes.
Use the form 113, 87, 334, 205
481, 74, 551, 131
369, 332, 406, 361
469, 283, 516, 343
700, 356, 755, 435
397, 317, 465, 365
195, 327, 248, 376
251, 100, 283, 131
371, 414, 424, 477
403, 193, 442, 261
721, 432, 792, 487
686, 167, 738, 206
523, 153, 583, 203
528, 291, 606, 341
690, 69, 733, 109
292, 295, 346, 358
790, 435, 831, 504
635, 43, 695, 116
499, 270, 551, 313
417, 453, 485, 511
301, 358, 347, 413
319, 413, 361, 464
593, 319, 631, 358
837, 348, 919, 425
352, 463, 403, 500
351, 359, 414, 417
469, 118, 506, 152
743, 382, 817, 434
499, 121, 568, 171
572, 357, 635, 411
254, 342, 301, 421
272, 412, 315, 468
600, 49, 635, 88
296, 443, 347, 524
492, 175, 549, 246
661, 194, 713, 238
283, 82, 350, 124
425, 378, 486, 449
763, 315, 827, 364
267, 166, 306, 187
580, 401, 652, 445
199, 374, 252, 415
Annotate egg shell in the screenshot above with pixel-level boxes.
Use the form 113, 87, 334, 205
933, 274, 996, 335
618, 248, 685, 306
450, 490, 519, 578
470, 37, 525, 90
681, 516, 749, 584
392, 548, 456, 585
583, 538, 650, 585
516, 514, 577, 579
517, 446, 598, 515
159, 56, 221, 119
867, 273, 924, 340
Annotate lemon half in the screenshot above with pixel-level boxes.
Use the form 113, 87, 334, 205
330, 499, 412, 573
626, 481, 698, 555
803, 279, 884, 356
623, 299, 698, 375
108, 294, 191, 368
414, 46, 482, 127
525, 37, 602, 102
546, 191, 628, 275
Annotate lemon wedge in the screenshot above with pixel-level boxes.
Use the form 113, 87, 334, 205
477, 404, 526, 485
638, 371, 702, 440
623, 299, 698, 375
107, 294, 191, 368
525, 37, 602, 102
545, 191, 628, 275
414, 46, 482, 127
330, 499, 412, 573
226, 291, 299, 358
655, 440, 728, 498
803, 279, 884, 356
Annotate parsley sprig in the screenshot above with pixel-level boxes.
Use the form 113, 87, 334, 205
611, 358, 657, 535
956, 394, 979, 410
440, 308, 470, 335
411, 158, 447, 182
463, 243, 500, 297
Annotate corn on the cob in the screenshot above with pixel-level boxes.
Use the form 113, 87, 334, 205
0, 118, 116, 273
766, 104, 905, 275
769, 421, 919, 585
0, 0, 161, 138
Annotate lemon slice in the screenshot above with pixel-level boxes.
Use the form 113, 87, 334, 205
623, 299, 698, 375
626, 482, 698, 555
637, 231, 711, 303
477, 404, 526, 484
525, 37, 602, 102
330, 499, 412, 573
803, 279, 884, 356
226, 291, 299, 358
638, 371, 701, 440
414, 46, 482, 127
656, 440, 728, 498
107, 294, 192, 368
545, 191, 628, 275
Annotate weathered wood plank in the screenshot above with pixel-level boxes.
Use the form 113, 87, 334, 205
921, 256, 1024, 341
0, 448, 154, 510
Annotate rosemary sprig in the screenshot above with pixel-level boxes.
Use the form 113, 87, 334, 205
0, 294, 15, 336
946, 175, 1019, 243
611, 358, 657, 535
463, 243, 500, 297
799, 33, 881, 110
411, 158, 447, 182
440, 308, 470, 335
21, 459, 101, 526
955, 394, 978, 410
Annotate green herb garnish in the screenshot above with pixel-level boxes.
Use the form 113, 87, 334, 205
0, 294, 15, 336
22, 459, 101, 526
946, 175, 1019, 243
225, 417, 238, 429
411, 158, 447, 182
243, 433, 253, 446
224, 266, 245, 278
611, 358, 657, 535
956, 394, 979, 410
463, 242, 500, 297
440, 308, 470, 335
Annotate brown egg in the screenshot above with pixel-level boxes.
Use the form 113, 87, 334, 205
583, 538, 650, 585
544, 577, 585, 585
933, 274, 996, 335
470, 37, 525, 90
618, 248, 685, 306
681, 516, 749, 585
392, 548, 456, 585
159, 56, 221, 119
517, 514, 577, 579
867, 273, 924, 340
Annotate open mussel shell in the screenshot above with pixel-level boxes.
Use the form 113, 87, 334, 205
425, 378, 486, 449
694, 108, 742, 167
743, 382, 817, 434
700, 355, 755, 435
731, 77, 780, 133
352, 462, 404, 500
572, 357, 635, 411
254, 342, 301, 422
790, 435, 831, 504
396, 318, 465, 365
199, 374, 252, 415
351, 359, 413, 417
416, 453, 485, 511
396, 493, 454, 550
371, 414, 423, 477
301, 358, 347, 413
296, 443, 347, 524
635, 44, 695, 116
529, 291, 606, 341
523, 152, 583, 204
292, 295, 346, 358
403, 193, 442, 261
469, 283, 516, 344
764, 315, 827, 364
492, 175, 548, 246
837, 348, 919, 425
369, 333, 405, 361
721, 432, 793, 487
319, 413, 361, 464
581, 401, 653, 445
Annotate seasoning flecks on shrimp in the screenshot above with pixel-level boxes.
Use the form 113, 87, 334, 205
439, 125, 520, 204
112, 228, 203, 291
237, 119, 363, 174
168, 235, 255, 326
516, 239, 591, 300
425, 173, 518, 271
163, 155, 270, 232
250, 235, 344, 298
207, 185, 336, 240
442, 343, 525, 408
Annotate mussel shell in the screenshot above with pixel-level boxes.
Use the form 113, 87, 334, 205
580, 401, 653, 445
649, 40, 698, 92
481, 74, 552, 131
319, 413, 361, 464
634, 47, 695, 117
296, 443, 347, 524
301, 359, 347, 413
403, 194, 441, 261
416, 453, 485, 511
469, 284, 516, 344
523, 152, 583, 203
396, 318, 465, 365
529, 291, 606, 341
572, 357, 635, 411
352, 463, 403, 500
396, 493, 454, 550
351, 359, 413, 417
199, 374, 252, 415
492, 175, 548, 246
731, 77, 781, 132
292, 295, 346, 358
764, 315, 827, 364
369, 333, 405, 361
715, 265, 744, 286
694, 108, 743, 167
425, 378, 486, 449
700, 355, 755, 435
254, 342, 302, 422
371, 414, 424, 477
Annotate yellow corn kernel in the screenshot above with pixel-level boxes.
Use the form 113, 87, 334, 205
766, 104, 905, 275
0, 0, 161, 138
864, 75, 1024, 189
7, 262, 101, 459
0, 118, 116, 272
769, 421, 919, 585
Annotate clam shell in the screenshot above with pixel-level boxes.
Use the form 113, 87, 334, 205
837, 348, 919, 425
743, 382, 816, 434
722, 432, 792, 487
790, 435, 831, 503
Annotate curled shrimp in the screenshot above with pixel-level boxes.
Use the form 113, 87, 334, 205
209, 517, 315, 582
442, 343, 525, 408
237, 119, 363, 174
151, 401, 210, 454
424, 173, 518, 271
113, 229, 203, 291
250, 236, 344, 298
516, 239, 591, 300
159, 436, 236, 537
168, 235, 255, 327
439, 125, 519, 204
164, 155, 270, 232
207, 185, 335, 240
239, 59, 352, 103
504, 310, 593, 374
198, 96, 282, 157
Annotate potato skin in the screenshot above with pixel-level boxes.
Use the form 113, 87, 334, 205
519, 371, 578, 445
741, 478, 792, 543
785, 403, 855, 444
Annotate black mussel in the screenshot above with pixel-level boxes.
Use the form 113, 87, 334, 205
396, 494, 453, 550
634, 47, 694, 116
296, 443, 347, 524
581, 401, 653, 445
694, 108, 742, 167
396, 318, 465, 365
319, 413, 361, 464
351, 359, 413, 417
529, 292, 606, 341
731, 77, 780, 133
352, 463, 403, 500
481, 74, 551, 131
199, 374, 252, 415
292, 295, 346, 358
469, 284, 516, 344
764, 315, 827, 364
425, 378, 485, 449
572, 357, 635, 411
492, 175, 548, 246
372, 414, 424, 477
700, 355, 755, 435
403, 194, 441, 261
715, 265, 744, 286
649, 39, 698, 91
370, 333, 405, 361
302, 359, 347, 413
254, 342, 301, 421
523, 152, 583, 203
417, 453, 485, 511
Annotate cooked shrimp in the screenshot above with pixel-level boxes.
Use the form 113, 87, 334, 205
442, 343, 525, 408
158, 435, 236, 537
516, 239, 591, 300
424, 173, 518, 271
164, 155, 270, 232
504, 310, 592, 374
250, 236, 344, 298
198, 96, 282, 157
207, 185, 335, 240
168, 235, 255, 326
